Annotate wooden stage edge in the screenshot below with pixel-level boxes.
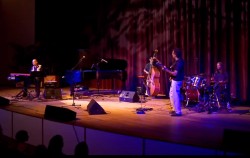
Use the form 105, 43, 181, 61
1, 86, 250, 150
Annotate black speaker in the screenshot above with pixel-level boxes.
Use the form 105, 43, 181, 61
44, 105, 76, 122
222, 129, 250, 155
43, 88, 62, 99
0, 96, 10, 105
87, 99, 106, 115
119, 91, 139, 102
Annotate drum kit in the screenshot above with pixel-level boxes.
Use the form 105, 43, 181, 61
183, 74, 229, 113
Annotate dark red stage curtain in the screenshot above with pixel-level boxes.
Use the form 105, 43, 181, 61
78, 0, 250, 103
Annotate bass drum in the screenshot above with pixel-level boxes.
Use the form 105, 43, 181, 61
185, 88, 199, 102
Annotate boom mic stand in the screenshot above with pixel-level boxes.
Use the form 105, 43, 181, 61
136, 76, 152, 114
70, 56, 85, 106
91, 61, 104, 98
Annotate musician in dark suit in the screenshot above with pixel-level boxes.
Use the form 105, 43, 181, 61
211, 62, 232, 111
23, 59, 43, 99
162, 48, 185, 116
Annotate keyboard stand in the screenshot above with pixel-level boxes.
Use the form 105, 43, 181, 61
12, 88, 34, 101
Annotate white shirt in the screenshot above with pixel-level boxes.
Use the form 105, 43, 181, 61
31, 65, 42, 72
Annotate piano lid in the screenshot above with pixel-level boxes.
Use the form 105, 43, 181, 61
64, 59, 128, 85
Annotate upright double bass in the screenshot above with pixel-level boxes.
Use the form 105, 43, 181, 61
146, 49, 161, 96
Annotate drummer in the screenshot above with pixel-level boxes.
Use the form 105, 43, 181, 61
211, 62, 232, 111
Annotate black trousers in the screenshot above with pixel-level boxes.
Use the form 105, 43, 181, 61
23, 77, 42, 97
214, 85, 230, 103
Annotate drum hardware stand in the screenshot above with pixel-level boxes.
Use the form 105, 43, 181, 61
207, 88, 221, 114
209, 85, 234, 113
195, 87, 208, 112
185, 98, 190, 108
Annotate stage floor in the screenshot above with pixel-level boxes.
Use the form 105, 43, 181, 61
1, 86, 250, 150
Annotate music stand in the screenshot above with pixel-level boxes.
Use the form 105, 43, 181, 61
30, 71, 43, 78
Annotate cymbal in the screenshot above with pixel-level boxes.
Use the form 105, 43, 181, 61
191, 74, 206, 78
184, 77, 191, 80
198, 73, 206, 76
137, 75, 145, 78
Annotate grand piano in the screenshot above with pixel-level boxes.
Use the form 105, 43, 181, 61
65, 59, 128, 91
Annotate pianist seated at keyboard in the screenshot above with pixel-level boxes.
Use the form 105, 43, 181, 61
23, 59, 43, 99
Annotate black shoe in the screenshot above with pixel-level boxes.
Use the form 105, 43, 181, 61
171, 112, 182, 116
169, 111, 175, 114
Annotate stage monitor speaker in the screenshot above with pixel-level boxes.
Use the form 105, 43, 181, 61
43, 88, 62, 99
119, 91, 139, 102
44, 105, 76, 122
0, 96, 10, 106
87, 99, 106, 115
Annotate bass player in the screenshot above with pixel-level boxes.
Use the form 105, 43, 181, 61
143, 56, 154, 96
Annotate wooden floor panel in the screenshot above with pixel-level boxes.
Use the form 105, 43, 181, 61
1, 87, 250, 150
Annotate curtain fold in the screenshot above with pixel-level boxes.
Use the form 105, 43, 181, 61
82, 0, 249, 102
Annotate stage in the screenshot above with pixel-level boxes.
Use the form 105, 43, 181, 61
0, 86, 250, 155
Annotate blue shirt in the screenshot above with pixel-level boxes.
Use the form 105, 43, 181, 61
172, 59, 184, 81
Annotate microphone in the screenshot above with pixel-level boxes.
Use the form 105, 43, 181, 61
101, 59, 108, 63
80, 56, 85, 61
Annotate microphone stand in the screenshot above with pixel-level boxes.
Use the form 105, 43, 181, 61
91, 61, 104, 98
70, 56, 85, 106
71, 56, 85, 71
